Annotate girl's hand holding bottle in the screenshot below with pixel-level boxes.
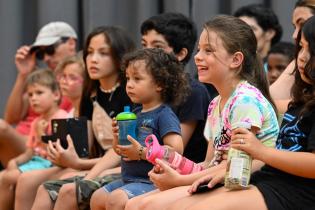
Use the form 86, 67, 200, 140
230, 127, 267, 160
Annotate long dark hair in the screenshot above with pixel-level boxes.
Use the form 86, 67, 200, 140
290, 16, 315, 116
80, 26, 135, 115
203, 15, 277, 114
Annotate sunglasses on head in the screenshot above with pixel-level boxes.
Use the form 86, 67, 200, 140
34, 37, 68, 60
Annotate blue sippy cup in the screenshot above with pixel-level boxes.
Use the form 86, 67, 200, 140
116, 106, 137, 145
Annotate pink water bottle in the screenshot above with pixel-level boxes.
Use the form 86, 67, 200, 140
145, 134, 203, 175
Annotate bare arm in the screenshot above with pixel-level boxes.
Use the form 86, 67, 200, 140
5, 46, 36, 123
84, 148, 121, 180
180, 121, 197, 148
258, 148, 315, 178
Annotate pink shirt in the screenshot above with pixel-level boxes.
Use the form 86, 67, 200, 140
15, 96, 72, 135
26, 109, 68, 157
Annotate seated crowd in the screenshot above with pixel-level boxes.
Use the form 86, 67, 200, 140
1, 1, 315, 210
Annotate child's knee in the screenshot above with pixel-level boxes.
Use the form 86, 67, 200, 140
90, 188, 107, 209
0, 119, 10, 134
107, 189, 129, 209
59, 183, 76, 198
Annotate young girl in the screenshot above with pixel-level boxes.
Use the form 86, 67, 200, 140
124, 15, 280, 210
13, 55, 86, 210
57, 54, 85, 117
90, 48, 190, 210
31, 26, 135, 210
0, 69, 68, 210
167, 15, 315, 210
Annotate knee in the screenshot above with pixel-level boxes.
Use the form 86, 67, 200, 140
137, 196, 158, 210
90, 188, 107, 210
106, 189, 129, 209
125, 197, 144, 210
58, 184, 76, 200
0, 119, 9, 133
1, 170, 16, 185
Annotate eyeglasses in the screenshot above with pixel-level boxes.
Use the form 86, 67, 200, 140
34, 37, 68, 60
58, 74, 83, 83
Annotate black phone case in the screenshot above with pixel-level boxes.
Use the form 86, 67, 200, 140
193, 181, 224, 194
42, 117, 89, 158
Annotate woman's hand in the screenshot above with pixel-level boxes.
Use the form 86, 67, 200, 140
188, 168, 225, 194
47, 135, 80, 169
148, 159, 181, 191
116, 135, 142, 161
231, 128, 267, 160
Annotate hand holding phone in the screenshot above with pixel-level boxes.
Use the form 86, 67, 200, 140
193, 181, 224, 194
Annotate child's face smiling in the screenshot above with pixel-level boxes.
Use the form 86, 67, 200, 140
125, 60, 162, 110
27, 83, 59, 115
194, 29, 235, 88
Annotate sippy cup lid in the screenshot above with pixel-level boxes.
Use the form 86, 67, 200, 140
116, 106, 137, 121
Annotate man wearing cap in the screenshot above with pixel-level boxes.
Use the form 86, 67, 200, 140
0, 21, 77, 167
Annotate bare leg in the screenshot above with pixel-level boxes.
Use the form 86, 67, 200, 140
125, 186, 190, 210
106, 189, 129, 210
0, 169, 21, 210
167, 186, 267, 210
54, 183, 78, 210
90, 188, 109, 210
0, 119, 27, 166
15, 167, 63, 210
31, 185, 55, 210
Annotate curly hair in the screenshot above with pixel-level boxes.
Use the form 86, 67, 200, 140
290, 16, 315, 116
121, 48, 191, 106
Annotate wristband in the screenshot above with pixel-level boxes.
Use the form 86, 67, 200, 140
138, 146, 144, 160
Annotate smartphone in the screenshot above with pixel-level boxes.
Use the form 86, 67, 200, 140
41, 117, 89, 158
192, 181, 224, 194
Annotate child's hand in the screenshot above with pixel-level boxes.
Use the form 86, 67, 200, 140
148, 159, 181, 191
47, 135, 80, 168
35, 119, 48, 136
111, 118, 119, 150
231, 128, 267, 160
116, 135, 142, 161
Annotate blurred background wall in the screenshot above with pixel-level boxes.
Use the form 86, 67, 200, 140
0, 0, 295, 117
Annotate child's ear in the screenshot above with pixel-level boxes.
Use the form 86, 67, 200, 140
156, 86, 162, 92
230, 52, 244, 69
176, 48, 188, 63
265, 29, 276, 41
53, 90, 61, 103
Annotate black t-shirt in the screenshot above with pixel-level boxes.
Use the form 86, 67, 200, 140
80, 85, 133, 156
252, 106, 315, 210
80, 85, 132, 120
171, 78, 211, 163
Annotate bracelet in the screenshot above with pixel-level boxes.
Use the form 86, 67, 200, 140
138, 146, 144, 160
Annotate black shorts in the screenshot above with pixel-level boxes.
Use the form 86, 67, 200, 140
251, 170, 315, 210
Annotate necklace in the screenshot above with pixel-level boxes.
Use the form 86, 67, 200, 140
99, 82, 120, 93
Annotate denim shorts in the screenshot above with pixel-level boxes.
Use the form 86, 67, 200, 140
102, 178, 156, 199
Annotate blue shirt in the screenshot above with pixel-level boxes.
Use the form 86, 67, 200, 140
121, 104, 181, 182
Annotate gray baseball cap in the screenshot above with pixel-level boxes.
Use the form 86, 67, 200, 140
31, 21, 77, 48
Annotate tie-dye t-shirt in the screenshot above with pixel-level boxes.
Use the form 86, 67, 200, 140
204, 81, 279, 165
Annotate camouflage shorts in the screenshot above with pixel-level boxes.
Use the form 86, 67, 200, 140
43, 174, 121, 210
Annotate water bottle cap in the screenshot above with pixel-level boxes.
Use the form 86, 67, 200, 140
116, 106, 137, 120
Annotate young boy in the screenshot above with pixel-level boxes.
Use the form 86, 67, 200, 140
266, 41, 295, 84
